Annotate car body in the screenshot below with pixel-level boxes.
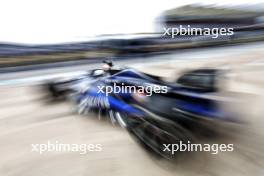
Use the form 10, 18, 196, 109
43, 63, 234, 159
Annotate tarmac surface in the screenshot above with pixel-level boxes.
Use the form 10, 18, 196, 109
0, 44, 264, 176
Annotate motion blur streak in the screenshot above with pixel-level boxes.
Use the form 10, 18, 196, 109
0, 44, 264, 176
1, 3, 264, 176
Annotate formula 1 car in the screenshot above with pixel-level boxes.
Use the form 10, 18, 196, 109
43, 61, 233, 159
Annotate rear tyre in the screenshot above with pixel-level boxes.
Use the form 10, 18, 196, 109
119, 110, 194, 160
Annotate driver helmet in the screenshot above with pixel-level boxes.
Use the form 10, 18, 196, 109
102, 60, 113, 71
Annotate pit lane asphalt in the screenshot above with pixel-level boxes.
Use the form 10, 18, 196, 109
0, 44, 264, 176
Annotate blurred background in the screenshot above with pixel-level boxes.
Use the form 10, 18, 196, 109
0, 0, 264, 176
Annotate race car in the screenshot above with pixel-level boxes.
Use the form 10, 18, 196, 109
42, 61, 234, 159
